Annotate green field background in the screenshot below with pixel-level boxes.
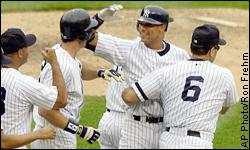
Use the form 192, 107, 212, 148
2, 1, 249, 149
1, 1, 249, 12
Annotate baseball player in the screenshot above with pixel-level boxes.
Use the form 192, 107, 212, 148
86, 5, 190, 149
1, 28, 67, 149
98, 65, 129, 149
1, 49, 56, 149
122, 24, 239, 149
32, 8, 124, 149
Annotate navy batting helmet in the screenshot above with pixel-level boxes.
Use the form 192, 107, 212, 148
60, 8, 98, 41
137, 5, 174, 31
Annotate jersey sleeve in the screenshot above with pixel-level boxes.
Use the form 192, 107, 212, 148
95, 32, 134, 66
20, 75, 58, 110
131, 68, 163, 102
223, 69, 239, 106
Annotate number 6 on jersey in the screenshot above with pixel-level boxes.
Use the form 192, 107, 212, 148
181, 76, 204, 102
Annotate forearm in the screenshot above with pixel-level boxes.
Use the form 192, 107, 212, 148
50, 61, 67, 109
1, 131, 39, 149
38, 108, 68, 129
86, 32, 98, 47
81, 61, 100, 80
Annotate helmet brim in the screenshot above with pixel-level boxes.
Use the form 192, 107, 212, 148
84, 18, 98, 31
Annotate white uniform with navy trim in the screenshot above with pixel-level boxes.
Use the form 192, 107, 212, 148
131, 59, 239, 149
94, 32, 190, 148
1, 68, 58, 149
32, 44, 84, 149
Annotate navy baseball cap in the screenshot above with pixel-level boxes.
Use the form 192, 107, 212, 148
1, 48, 12, 64
191, 24, 226, 48
1, 28, 36, 54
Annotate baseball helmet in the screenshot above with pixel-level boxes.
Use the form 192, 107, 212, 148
60, 8, 98, 41
137, 5, 174, 31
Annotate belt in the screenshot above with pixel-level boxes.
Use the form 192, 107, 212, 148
133, 115, 163, 123
166, 127, 200, 137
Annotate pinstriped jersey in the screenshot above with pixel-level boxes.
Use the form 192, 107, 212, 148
95, 33, 190, 117
131, 60, 239, 133
106, 66, 128, 112
1, 68, 58, 148
33, 44, 84, 127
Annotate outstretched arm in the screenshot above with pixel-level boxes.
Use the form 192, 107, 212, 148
1, 127, 55, 149
81, 60, 125, 81
86, 4, 123, 49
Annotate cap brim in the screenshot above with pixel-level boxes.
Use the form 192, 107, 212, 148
85, 18, 99, 31
218, 38, 226, 45
25, 34, 37, 47
2, 55, 12, 64
137, 16, 174, 24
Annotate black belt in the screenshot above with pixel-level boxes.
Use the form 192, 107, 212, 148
133, 115, 163, 123
166, 127, 200, 137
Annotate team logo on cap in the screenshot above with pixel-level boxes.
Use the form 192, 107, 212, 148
143, 9, 150, 18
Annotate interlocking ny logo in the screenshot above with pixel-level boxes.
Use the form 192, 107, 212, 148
143, 9, 150, 17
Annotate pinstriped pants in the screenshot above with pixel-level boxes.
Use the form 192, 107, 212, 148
159, 131, 213, 149
98, 110, 126, 149
119, 115, 164, 149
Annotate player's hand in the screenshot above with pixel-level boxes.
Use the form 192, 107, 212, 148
36, 126, 56, 139
41, 48, 57, 64
97, 4, 123, 21
77, 125, 100, 144
98, 69, 125, 82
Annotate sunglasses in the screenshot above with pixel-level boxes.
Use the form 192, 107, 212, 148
138, 21, 162, 27
214, 45, 220, 51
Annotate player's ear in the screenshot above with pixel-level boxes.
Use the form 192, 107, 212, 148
17, 48, 25, 59
159, 24, 165, 32
17, 49, 23, 58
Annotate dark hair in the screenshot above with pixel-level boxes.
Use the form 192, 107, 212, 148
190, 43, 213, 55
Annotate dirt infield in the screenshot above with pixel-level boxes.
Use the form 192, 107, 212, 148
1, 8, 248, 96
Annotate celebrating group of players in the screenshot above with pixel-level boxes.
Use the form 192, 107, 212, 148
1, 4, 238, 149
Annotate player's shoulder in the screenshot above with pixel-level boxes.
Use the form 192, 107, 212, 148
1, 68, 22, 79
10, 69, 40, 87
168, 42, 189, 55
211, 63, 234, 78
168, 42, 185, 51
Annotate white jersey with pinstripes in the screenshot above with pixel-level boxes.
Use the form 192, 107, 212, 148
1, 67, 58, 149
131, 60, 238, 148
32, 44, 84, 149
106, 66, 128, 112
95, 32, 190, 117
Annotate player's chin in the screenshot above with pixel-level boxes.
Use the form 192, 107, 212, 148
140, 35, 148, 42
